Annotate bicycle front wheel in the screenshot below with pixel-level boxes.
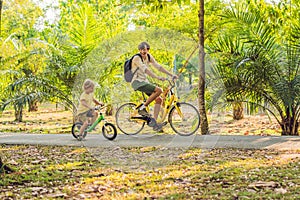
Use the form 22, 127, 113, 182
168, 102, 200, 136
115, 103, 145, 135
102, 122, 117, 140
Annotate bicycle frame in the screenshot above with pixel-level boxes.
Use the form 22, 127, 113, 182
157, 80, 183, 123
86, 113, 105, 132
130, 79, 183, 124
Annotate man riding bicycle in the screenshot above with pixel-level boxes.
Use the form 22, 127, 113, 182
130, 41, 178, 131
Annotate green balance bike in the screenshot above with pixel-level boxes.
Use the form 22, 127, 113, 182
72, 106, 117, 141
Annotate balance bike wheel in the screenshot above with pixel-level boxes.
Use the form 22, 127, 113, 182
102, 122, 117, 140
71, 122, 87, 140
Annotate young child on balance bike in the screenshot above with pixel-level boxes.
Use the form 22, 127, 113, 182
76, 79, 103, 140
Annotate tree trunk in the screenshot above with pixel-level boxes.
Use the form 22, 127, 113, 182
105, 104, 113, 116
232, 102, 244, 120
14, 105, 23, 122
73, 104, 77, 124
189, 72, 192, 88
28, 100, 38, 112
198, 0, 209, 135
0, 157, 4, 173
280, 116, 299, 136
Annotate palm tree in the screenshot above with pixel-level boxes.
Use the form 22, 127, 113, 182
207, 34, 247, 120
211, 1, 300, 136
1, 75, 75, 122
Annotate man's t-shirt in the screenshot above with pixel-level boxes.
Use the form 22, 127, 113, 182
131, 54, 150, 83
77, 92, 94, 114
131, 53, 161, 83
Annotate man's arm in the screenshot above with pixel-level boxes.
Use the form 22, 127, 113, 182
132, 55, 164, 80
150, 55, 177, 78
145, 68, 165, 81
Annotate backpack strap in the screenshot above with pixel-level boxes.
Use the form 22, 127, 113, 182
147, 54, 150, 62
132, 53, 151, 74
135, 53, 150, 63
131, 54, 140, 75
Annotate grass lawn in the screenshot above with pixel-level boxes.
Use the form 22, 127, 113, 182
0, 104, 73, 134
1, 104, 299, 199
1, 145, 299, 199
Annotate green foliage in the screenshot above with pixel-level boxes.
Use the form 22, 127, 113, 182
1, 0, 131, 117
56, 0, 129, 106
1, 0, 42, 39
0, 75, 75, 113
208, 0, 300, 135
131, 0, 223, 42
78, 27, 196, 104
3, 0, 300, 136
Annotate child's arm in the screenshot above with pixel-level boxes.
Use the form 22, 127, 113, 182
81, 99, 94, 110
93, 98, 104, 106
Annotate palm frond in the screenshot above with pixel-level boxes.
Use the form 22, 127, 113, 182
1, 75, 75, 112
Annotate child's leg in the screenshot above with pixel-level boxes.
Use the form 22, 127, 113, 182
91, 111, 98, 124
79, 120, 89, 136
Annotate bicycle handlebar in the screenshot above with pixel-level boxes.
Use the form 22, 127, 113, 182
165, 76, 177, 89
94, 105, 106, 110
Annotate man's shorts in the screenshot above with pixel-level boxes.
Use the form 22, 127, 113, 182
131, 81, 156, 96
76, 109, 93, 122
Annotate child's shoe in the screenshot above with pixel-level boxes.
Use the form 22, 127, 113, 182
77, 135, 83, 141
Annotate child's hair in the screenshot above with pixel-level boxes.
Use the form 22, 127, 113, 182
82, 79, 95, 90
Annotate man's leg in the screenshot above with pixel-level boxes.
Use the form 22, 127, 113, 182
144, 87, 162, 107
153, 96, 163, 120
137, 83, 162, 116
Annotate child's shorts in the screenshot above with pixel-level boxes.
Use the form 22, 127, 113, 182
77, 110, 93, 122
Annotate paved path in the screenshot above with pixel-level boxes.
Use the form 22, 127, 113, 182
1, 133, 300, 150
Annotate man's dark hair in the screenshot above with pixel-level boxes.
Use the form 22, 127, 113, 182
138, 42, 150, 50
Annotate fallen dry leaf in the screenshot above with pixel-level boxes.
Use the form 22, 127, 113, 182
249, 181, 279, 189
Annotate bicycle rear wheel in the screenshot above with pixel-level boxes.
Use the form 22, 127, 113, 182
102, 122, 117, 140
115, 103, 145, 135
71, 122, 88, 140
168, 102, 200, 136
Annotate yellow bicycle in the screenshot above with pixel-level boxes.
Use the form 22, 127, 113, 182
115, 79, 200, 136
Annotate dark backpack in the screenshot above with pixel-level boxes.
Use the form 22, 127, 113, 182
124, 53, 150, 82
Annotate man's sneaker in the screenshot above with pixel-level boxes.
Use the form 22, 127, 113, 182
153, 122, 167, 132
153, 124, 162, 132
138, 107, 150, 116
